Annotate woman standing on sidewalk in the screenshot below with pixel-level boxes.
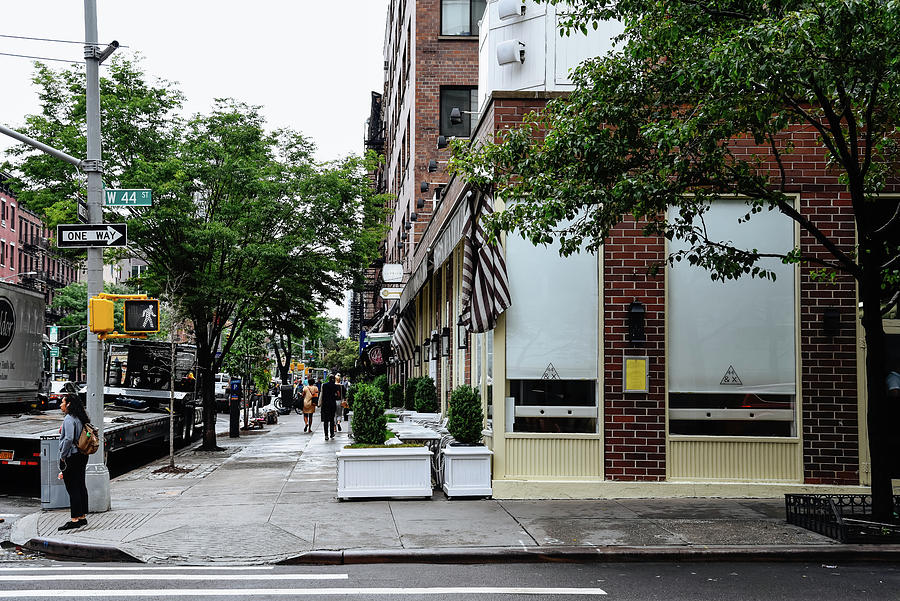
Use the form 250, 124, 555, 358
57, 394, 89, 530
301, 379, 318, 432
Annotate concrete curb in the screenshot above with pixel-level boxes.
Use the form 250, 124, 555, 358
279, 544, 900, 565
24, 538, 142, 563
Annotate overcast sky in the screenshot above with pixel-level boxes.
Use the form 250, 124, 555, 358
1, 0, 389, 333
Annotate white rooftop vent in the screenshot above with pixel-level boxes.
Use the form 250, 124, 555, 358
498, 0, 526, 20
497, 39, 526, 65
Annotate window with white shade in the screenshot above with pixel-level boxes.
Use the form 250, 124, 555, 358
667, 199, 797, 437
441, 0, 487, 36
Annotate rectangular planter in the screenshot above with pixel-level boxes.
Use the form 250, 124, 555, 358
441, 445, 493, 498
336, 446, 433, 500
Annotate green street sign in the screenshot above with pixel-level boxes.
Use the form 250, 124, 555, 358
104, 189, 152, 207
50, 346, 60, 358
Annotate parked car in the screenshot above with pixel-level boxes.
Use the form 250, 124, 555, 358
214, 373, 231, 412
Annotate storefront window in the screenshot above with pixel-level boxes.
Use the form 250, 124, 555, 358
668, 199, 796, 437
510, 379, 597, 433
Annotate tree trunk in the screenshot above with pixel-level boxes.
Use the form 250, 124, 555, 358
860, 252, 894, 522
194, 325, 221, 451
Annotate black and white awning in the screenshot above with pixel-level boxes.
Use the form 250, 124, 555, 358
459, 190, 511, 333
391, 312, 416, 361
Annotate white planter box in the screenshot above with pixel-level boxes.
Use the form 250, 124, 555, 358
441, 445, 493, 498
336, 446, 433, 500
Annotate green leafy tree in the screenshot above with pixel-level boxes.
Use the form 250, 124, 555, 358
321, 335, 359, 377
453, 0, 900, 520
447, 385, 484, 445
414, 376, 439, 413
372, 374, 390, 408
350, 382, 387, 445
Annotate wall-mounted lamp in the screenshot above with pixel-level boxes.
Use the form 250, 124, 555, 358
456, 316, 468, 350
416, 198, 426, 209
421, 181, 446, 193
498, 0, 526, 19
449, 107, 481, 126
423, 337, 431, 361
401, 231, 408, 241
404, 220, 412, 230
428, 159, 449, 173
431, 331, 441, 359
410, 212, 418, 222
441, 327, 451, 357
437, 135, 450, 149
823, 306, 841, 338
627, 300, 646, 343
497, 39, 526, 66
414, 345, 421, 367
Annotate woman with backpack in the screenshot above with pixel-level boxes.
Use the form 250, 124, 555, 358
57, 394, 90, 530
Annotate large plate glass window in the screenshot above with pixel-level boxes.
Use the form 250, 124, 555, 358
668, 199, 797, 437
440, 87, 479, 138
441, 0, 487, 36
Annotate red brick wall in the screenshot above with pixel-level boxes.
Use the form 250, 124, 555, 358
603, 221, 667, 481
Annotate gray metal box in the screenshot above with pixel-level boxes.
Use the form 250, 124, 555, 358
40, 436, 70, 510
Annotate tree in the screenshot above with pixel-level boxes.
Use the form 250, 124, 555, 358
452, 1, 900, 518
130, 102, 386, 450
322, 337, 362, 378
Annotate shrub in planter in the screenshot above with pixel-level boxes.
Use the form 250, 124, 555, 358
372, 374, 389, 407
404, 377, 419, 411
447, 385, 484, 444
414, 376, 439, 413
388, 383, 403, 408
349, 382, 387, 445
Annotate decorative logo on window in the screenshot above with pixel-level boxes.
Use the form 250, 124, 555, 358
0, 297, 14, 353
542, 363, 560, 380
720, 365, 743, 386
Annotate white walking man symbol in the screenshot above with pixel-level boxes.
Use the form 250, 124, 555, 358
140, 303, 157, 329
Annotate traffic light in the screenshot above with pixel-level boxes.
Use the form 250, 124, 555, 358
88, 298, 115, 333
123, 299, 160, 333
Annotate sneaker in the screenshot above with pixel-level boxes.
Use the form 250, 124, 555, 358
57, 521, 81, 531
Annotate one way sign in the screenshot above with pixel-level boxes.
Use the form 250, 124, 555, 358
57, 223, 127, 248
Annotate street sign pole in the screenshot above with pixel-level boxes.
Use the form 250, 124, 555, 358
83, 0, 111, 512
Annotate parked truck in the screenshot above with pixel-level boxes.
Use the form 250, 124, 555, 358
0, 282, 44, 408
0, 306, 203, 489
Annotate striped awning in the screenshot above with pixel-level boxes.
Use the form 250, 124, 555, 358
459, 190, 511, 333
391, 312, 416, 361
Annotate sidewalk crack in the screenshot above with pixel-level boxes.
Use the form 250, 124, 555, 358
496, 501, 540, 546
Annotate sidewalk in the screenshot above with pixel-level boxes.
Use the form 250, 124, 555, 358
11, 413, 900, 564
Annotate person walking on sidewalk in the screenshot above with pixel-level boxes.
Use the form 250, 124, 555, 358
334, 373, 345, 432
319, 374, 340, 440
301, 379, 318, 432
57, 394, 89, 531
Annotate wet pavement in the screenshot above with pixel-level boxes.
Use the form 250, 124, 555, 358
9, 412, 900, 564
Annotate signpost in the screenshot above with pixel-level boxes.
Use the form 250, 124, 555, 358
104, 189, 152, 207
57, 224, 127, 248
379, 287, 403, 301
49, 346, 60, 358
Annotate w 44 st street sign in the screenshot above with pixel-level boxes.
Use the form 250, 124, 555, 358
104, 189, 152, 206
57, 223, 127, 248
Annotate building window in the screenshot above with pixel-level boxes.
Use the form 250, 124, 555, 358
667, 199, 797, 437
510, 379, 598, 434
441, 0, 486, 36
440, 87, 478, 137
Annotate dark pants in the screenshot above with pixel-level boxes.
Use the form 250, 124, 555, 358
322, 413, 335, 438
62, 452, 89, 519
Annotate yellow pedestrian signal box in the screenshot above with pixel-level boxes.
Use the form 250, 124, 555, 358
89, 298, 115, 333
123, 299, 160, 333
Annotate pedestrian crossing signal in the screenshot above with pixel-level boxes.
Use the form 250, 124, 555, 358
89, 298, 115, 333
123, 299, 160, 333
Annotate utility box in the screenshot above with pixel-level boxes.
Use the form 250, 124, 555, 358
40, 436, 70, 510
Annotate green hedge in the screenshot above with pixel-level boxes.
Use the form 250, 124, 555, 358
447, 385, 483, 444
349, 382, 387, 445
414, 376, 438, 413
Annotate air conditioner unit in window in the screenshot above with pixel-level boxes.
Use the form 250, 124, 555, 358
498, 0, 526, 20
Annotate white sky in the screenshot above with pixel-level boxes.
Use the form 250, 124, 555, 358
1, 1, 389, 334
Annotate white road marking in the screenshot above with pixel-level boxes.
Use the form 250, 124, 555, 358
0, 574, 347, 582
0, 587, 608, 597
0, 566, 276, 572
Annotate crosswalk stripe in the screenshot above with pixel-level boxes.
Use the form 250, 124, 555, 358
0, 587, 608, 597
0, 574, 347, 582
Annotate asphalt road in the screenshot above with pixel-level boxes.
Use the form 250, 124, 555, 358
0, 561, 896, 600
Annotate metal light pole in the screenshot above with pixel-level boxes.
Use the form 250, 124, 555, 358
82, 0, 111, 512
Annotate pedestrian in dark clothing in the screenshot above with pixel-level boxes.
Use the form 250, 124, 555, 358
319, 374, 340, 440
57, 394, 89, 530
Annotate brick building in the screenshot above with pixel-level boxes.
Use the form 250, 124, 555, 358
374, 1, 897, 497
